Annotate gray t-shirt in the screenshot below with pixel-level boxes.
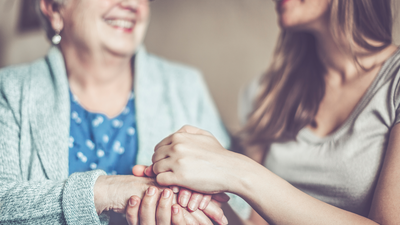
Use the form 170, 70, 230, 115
240, 48, 400, 216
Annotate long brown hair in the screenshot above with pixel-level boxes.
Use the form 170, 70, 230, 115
241, 0, 393, 147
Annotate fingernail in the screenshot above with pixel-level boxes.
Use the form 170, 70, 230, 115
163, 189, 171, 198
172, 205, 179, 214
129, 198, 138, 207
147, 187, 156, 196
199, 199, 206, 210
172, 186, 179, 193
222, 216, 228, 225
179, 194, 189, 207
188, 201, 196, 211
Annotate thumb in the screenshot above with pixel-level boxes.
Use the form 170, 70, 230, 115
132, 165, 146, 177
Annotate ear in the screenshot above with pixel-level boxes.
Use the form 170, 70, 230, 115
40, 0, 64, 32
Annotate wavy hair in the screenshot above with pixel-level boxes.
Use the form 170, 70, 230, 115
241, 0, 393, 147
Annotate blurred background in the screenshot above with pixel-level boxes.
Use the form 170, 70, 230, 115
0, 0, 399, 132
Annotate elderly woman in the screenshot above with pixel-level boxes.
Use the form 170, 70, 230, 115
0, 0, 241, 224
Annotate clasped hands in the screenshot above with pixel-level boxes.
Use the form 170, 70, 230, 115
122, 165, 229, 225
94, 125, 233, 225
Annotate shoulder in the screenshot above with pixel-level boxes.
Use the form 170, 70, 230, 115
144, 51, 204, 85
0, 58, 48, 100
386, 49, 400, 108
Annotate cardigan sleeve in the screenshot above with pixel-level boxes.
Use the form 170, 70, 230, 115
0, 78, 108, 224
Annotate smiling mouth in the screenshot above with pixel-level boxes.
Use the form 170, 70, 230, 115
105, 19, 135, 30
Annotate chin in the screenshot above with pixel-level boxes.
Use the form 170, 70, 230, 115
106, 43, 138, 58
278, 17, 298, 30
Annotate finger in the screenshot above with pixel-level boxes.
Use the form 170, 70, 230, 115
171, 186, 180, 194
156, 171, 181, 187
156, 189, 173, 225
154, 133, 174, 152
144, 165, 156, 177
171, 204, 186, 225
176, 125, 214, 137
153, 159, 174, 175
139, 186, 159, 225
198, 195, 212, 210
126, 196, 141, 225
189, 209, 214, 225
187, 192, 204, 212
212, 193, 230, 203
152, 145, 171, 164
202, 200, 228, 225
178, 188, 192, 208
182, 208, 200, 225
132, 165, 147, 177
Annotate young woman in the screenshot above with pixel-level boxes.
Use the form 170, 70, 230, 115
146, 0, 400, 224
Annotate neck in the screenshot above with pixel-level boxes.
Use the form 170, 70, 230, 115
60, 43, 134, 94
313, 27, 359, 82
311, 26, 395, 84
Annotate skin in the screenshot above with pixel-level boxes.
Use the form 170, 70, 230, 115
147, 0, 400, 224
40, 0, 223, 223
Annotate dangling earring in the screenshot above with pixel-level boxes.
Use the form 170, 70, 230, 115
52, 30, 62, 45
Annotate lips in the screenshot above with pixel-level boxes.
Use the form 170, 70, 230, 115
105, 19, 135, 29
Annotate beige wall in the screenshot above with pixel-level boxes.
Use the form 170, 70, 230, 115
1, 0, 400, 132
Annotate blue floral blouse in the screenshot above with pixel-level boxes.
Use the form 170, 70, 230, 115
68, 91, 138, 175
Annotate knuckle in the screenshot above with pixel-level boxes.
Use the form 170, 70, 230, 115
172, 142, 185, 153
175, 157, 185, 166
171, 133, 183, 142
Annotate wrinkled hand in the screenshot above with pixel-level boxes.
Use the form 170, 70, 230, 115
93, 175, 158, 215
150, 125, 245, 194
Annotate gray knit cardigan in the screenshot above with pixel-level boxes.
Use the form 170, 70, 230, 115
0, 46, 233, 224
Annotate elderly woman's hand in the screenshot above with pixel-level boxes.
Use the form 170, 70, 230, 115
93, 175, 157, 215
125, 187, 228, 225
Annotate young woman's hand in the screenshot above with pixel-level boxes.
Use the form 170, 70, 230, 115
125, 187, 188, 225
125, 187, 228, 225
150, 125, 248, 195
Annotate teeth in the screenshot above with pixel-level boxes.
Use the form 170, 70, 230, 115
105, 19, 134, 29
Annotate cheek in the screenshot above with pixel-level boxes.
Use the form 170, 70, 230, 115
278, 0, 330, 30
139, 2, 150, 24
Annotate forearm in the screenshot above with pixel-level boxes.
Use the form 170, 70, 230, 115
0, 170, 105, 224
235, 159, 378, 225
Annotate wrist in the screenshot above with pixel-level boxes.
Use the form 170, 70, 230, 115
230, 154, 264, 198
94, 175, 158, 215
94, 175, 107, 215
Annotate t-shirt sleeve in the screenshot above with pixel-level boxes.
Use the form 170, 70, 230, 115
393, 69, 400, 125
